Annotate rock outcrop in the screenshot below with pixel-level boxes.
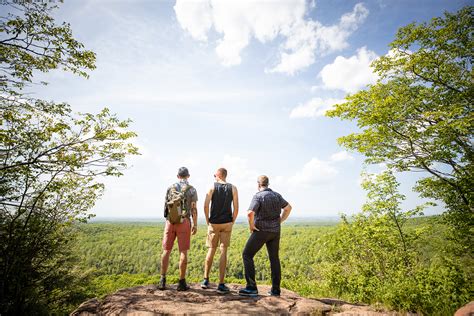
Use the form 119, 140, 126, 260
71, 283, 411, 315
454, 301, 474, 316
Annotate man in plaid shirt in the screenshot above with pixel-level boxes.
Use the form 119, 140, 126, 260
239, 175, 292, 297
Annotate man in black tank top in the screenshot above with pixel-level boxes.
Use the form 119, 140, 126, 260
201, 168, 239, 294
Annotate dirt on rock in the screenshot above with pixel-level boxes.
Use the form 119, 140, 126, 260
71, 283, 412, 315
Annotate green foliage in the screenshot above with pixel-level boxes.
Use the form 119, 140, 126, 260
320, 171, 472, 315
324, 7, 473, 314
68, 218, 470, 315
326, 6, 473, 251
71, 223, 330, 304
0, 1, 138, 315
72, 223, 331, 283
0, 98, 138, 314
0, 0, 96, 92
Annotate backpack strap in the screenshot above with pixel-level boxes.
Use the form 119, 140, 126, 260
182, 185, 193, 197
179, 184, 193, 212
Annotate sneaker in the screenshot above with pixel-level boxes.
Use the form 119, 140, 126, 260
201, 278, 210, 289
267, 290, 280, 296
216, 283, 230, 294
177, 278, 189, 291
238, 287, 258, 297
158, 276, 166, 290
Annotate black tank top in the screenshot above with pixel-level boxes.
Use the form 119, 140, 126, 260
210, 182, 233, 224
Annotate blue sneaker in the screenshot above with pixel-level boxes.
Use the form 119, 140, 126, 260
268, 290, 280, 296
201, 278, 210, 289
217, 283, 230, 294
238, 287, 258, 297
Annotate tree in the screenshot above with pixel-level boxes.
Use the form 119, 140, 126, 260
326, 6, 473, 253
0, 1, 138, 314
320, 171, 471, 314
0, 0, 95, 93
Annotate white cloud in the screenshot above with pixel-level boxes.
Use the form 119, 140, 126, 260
269, 3, 369, 75
222, 154, 251, 176
319, 46, 379, 93
330, 151, 354, 162
339, 3, 370, 32
268, 19, 319, 75
221, 154, 258, 191
174, 1, 369, 74
212, 0, 306, 66
174, 0, 213, 41
289, 158, 338, 188
286, 151, 356, 188
289, 97, 345, 118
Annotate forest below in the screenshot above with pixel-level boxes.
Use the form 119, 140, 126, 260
68, 216, 470, 315
73, 221, 333, 296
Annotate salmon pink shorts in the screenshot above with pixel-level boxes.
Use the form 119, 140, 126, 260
162, 218, 191, 251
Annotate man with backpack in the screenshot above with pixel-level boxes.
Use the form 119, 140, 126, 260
201, 168, 239, 294
158, 167, 198, 291
239, 175, 292, 297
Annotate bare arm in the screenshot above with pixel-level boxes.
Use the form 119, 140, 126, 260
232, 185, 239, 223
280, 203, 292, 224
203, 187, 213, 225
247, 210, 259, 232
191, 201, 198, 234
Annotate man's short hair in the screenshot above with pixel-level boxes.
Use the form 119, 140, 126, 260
178, 167, 190, 178
217, 167, 227, 179
258, 175, 269, 187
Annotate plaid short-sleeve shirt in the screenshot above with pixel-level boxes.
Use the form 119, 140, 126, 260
248, 188, 289, 233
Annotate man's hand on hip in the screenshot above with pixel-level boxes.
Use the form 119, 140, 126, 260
249, 224, 260, 233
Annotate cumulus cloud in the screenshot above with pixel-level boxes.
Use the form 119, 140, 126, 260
319, 46, 379, 93
218, 152, 353, 196
221, 154, 259, 191
174, 0, 213, 41
286, 151, 357, 188
289, 97, 345, 118
269, 3, 369, 75
330, 150, 354, 162
289, 158, 338, 188
174, 0, 369, 74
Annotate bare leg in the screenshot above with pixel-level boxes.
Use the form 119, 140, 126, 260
204, 247, 217, 279
160, 250, 172, 275
179, 250, 188, 280
219, 245, 228, 284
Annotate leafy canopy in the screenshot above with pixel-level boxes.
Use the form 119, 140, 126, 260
0, 1, 138, 314
321, 171, 470, 315
326, 6, 473, 248
0, 0, 96, 92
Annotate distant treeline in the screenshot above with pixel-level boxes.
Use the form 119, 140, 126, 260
70, 215, 471, 315
74, 222, 330, 282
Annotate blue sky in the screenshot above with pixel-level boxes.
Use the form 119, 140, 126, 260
31, 0, 469, 219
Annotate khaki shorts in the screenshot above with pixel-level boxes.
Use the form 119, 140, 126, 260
207, 222, 233, 248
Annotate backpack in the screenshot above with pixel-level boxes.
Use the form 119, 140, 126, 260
165, 183, 193, 224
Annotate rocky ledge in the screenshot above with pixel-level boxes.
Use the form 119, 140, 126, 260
71, 283, 420, 315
